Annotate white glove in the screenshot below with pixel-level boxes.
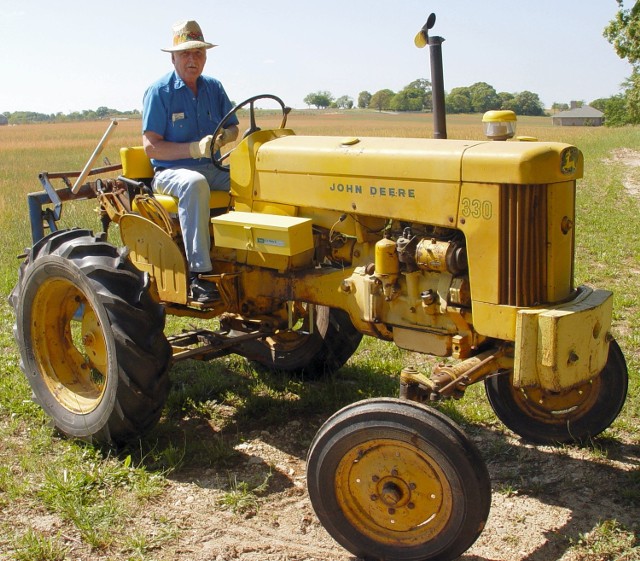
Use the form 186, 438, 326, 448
188, 135, 213, 159
213, 128, 231, 153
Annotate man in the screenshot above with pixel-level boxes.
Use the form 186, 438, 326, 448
142, 20, 239, 303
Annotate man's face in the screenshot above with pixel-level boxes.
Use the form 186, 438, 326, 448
172, 48, 207, 82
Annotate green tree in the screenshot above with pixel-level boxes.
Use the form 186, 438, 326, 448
469, 82, 500, 113
498, 91, 515, 110
405, 78, 432, 111
96, 106, 111, 118
551, 102, 570, 112
369, 89, 395, 111
589, 99, 608, 112
390, 82, 427, 111
303, 91, 334, 109
602, 94, 628, 126
358, 91, 372, 109
604, 1, 640, 125
445, 87, 472, 113
510, 91, 545, 116
622, 69, 640, 123
604, 0, 640, 67
334, 95, 354, 109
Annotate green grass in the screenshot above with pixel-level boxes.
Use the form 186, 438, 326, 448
1, 114, 639, 559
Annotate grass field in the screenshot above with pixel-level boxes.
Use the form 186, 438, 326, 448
0, 111, 639, 560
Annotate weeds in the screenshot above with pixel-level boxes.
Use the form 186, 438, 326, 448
570, 519, 638, 561
219, 471, 272, 514
13, 529, 70, 561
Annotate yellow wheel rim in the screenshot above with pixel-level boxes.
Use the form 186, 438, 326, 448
512, 377, 600, 423
335, 438, 453, 547
30, 277, 108, 414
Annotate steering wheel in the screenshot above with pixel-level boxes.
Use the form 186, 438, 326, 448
211, 93, 291, 172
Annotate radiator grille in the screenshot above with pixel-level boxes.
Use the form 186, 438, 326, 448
499, 184, 548, 307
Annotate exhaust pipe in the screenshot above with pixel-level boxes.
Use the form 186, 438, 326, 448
415, 14, 447, 139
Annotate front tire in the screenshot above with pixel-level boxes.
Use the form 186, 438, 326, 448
484, 339, 628, 444
10, 229, 171, 444
306, 398, 491, 561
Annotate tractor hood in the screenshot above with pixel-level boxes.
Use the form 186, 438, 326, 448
232, 133, 583, 226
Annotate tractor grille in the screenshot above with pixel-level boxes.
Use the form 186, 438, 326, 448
499, 184, 548, 307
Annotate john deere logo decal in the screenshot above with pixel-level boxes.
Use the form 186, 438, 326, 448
561, 147, 579, 175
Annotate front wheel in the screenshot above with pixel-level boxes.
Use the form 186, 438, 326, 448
10, 229, 172, 444
306, 398, 491, 561
485, 339, 628, 444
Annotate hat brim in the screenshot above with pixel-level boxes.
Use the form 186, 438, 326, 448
161, 40, 216, 52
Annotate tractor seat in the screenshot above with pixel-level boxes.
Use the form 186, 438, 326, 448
120, 146, 232, 213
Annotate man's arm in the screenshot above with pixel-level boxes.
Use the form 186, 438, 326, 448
143, 130, 192, 161
143, 125, 240, 161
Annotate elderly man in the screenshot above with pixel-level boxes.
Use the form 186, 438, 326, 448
142, 20, 239, 303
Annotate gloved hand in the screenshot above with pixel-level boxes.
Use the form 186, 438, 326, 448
188, 135, 213, 159
213, 128, 231, 153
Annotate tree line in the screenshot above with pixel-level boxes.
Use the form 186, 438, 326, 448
305, 80, 547, 116
1, 107, 140, 125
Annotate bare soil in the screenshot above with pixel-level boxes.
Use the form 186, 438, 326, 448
141, 419, 638, 561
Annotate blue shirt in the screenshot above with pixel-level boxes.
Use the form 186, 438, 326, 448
142, 70, 238, 168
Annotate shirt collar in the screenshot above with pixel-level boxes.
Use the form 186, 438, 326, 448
172, 71, 203, 91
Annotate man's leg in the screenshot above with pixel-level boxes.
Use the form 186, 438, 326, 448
198, 163, 231, 192
153, 168, 212, 273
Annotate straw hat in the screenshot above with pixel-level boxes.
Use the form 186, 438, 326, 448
161, 20, 216, 52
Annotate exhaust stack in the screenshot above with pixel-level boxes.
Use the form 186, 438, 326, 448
415, 14, 447, 139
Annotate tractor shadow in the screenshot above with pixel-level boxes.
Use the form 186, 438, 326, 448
460, 424, 640, 561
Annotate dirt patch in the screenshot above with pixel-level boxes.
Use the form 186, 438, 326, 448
607, 148, 640, 197
116, 417, 638, 561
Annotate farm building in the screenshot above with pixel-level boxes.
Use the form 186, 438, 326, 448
0, 114, 8, 126
552, 104, 604, 126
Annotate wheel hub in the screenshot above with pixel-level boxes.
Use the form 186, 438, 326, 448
335, 438, 453, 545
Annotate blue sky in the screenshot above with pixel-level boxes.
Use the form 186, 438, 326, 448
0, 0, 633, 113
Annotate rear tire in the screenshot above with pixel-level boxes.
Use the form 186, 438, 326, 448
10, 229, 171, 444
307, 398, 491, 561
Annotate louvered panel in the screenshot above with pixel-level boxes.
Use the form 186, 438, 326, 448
500, 184, 547, 307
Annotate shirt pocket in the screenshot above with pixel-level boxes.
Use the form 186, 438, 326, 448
167, 111, 193, 142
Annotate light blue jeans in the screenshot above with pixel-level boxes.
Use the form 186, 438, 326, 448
153, 163, 230, 274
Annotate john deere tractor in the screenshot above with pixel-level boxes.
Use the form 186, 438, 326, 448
10, 15, 628, 561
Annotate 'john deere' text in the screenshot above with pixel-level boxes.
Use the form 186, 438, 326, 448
330, 183, 415, 198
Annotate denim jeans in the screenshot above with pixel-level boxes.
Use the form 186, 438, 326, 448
153, 163, 230, 273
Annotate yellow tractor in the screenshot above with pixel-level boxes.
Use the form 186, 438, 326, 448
10, 16, 627, 561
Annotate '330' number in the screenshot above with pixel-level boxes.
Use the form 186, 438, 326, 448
461, 198, 492, 219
